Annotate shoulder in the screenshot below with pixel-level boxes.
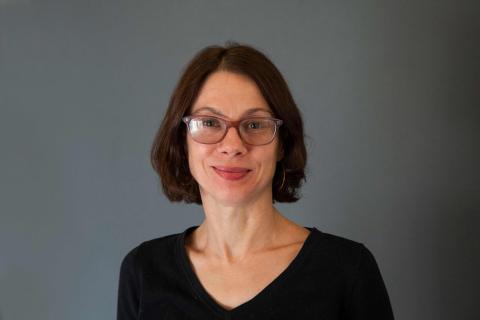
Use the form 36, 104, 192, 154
310, 231, 395, 318
312, 229, 366, 256
308, 228, 378, 276
120, 229, 186, 274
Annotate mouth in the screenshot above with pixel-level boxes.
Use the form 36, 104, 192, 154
212, 166, 252, 181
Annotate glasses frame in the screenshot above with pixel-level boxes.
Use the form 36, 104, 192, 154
182, 115, 283, 146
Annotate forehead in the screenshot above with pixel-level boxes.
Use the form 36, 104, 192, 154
191, 71, 272, 116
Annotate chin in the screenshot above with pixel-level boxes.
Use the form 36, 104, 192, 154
201, 184, 272, 207
206, 190, 253, 206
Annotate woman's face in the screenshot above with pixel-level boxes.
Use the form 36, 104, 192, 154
186, 71, 282, 206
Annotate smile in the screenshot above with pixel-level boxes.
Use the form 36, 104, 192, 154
212, 166, 252, 181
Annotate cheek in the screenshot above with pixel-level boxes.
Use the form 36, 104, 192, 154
186, 138, 210, 177
258, 146, 280, 175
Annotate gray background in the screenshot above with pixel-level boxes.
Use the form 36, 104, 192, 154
1, 0, 479, 319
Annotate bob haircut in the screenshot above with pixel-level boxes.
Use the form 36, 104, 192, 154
150, 42, 307, 204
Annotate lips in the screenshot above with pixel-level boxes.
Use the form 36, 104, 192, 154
214, 166, 251, 173
212, 166, 252, 181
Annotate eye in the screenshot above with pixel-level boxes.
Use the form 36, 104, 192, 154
201, 118, 221, 127
250, 122, 260, 129
244, 119, 270, 130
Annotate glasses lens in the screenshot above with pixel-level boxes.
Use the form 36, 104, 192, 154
188, 117, 225, 143
240, 119, 276, 145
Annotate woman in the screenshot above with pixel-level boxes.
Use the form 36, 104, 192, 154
117, 43, 394, 319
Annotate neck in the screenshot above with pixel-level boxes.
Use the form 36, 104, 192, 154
192, 194, 287, 263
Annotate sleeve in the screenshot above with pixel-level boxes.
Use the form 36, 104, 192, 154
116, 245, 142, 320
344, 244, 395, 320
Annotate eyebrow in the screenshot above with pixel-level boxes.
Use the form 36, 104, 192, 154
192, 106, 274, 117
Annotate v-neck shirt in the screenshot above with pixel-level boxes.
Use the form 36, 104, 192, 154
117, 226, 394, 319
179, 226, 315, 316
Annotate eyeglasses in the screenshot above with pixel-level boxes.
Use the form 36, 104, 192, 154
182, 115, 283, 146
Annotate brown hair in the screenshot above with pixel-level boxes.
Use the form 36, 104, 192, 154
150, 42, 307, 204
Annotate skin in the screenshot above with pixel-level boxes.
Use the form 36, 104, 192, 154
185, 71, 310, 310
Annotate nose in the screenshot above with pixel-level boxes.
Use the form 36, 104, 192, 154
217, 126, 248, 156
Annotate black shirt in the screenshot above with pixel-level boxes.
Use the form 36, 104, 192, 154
116, 226, 394, 319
